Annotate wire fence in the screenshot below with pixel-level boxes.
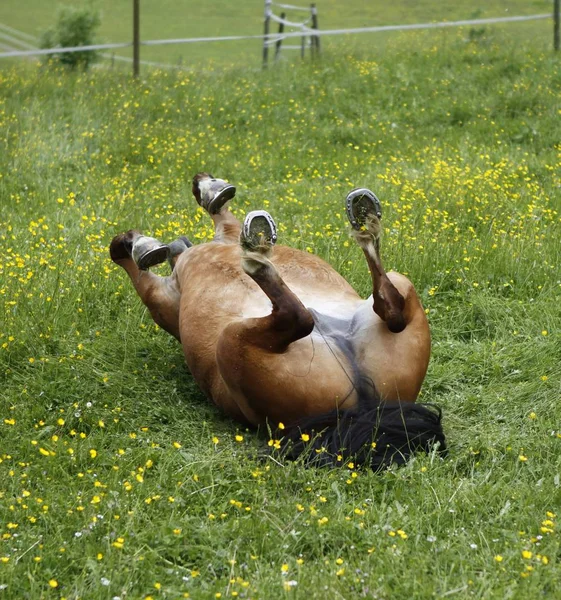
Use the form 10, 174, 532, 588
0, 12, 555, 65
262, 0, 319, 65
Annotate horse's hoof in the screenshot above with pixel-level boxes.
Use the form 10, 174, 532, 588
167, 236, 193, 258
193, 173, 236, 214
241, 210, 277, 252
345, 188, 382, 230
110, 230, 141, 262
131, 236, 170, 270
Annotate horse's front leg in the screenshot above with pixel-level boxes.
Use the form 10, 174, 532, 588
110, 230, 182, 340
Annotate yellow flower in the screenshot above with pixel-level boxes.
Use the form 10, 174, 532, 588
301, 433, 310, 442
235, 435, 243, 442
89, 449, 97, 459
48, 579, 58, 588
494, 555, 503, 562
521, 550, 532, 559
172, 442, 182, 449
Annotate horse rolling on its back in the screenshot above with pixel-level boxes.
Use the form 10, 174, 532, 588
110, 173, 445, 469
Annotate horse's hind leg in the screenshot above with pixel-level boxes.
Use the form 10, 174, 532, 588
214, 211, 315, 423
192, 172, 241, 243
110, 230, 181, 340
346, 189, 407, 333
222, 210, 314, 351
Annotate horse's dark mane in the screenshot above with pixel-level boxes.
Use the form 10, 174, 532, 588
276, 378, 446, 471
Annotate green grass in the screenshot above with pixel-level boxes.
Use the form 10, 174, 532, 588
1, 25, 561, 600
0, 0, 555, 66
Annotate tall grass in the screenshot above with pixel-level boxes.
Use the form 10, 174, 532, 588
1, 29, 560, 599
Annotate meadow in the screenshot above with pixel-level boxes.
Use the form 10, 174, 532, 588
0, 0, 555, 66
1, 20, 561, 600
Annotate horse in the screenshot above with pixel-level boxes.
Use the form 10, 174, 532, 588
110, 173, 445, 469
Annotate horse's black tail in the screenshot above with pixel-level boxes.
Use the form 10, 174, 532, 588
278, 398, 446, 471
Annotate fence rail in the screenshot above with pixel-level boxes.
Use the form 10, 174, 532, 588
0, 13, 554, 60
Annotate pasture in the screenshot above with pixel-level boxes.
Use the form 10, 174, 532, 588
1, 22, 561, 600
0, 0, 555, 66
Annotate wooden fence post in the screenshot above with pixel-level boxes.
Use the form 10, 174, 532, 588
263, 0, 272, 68
275, 12, 285, 61
133, 0, 140, 76
555, 0, 560, 50
311, 3, 320, 57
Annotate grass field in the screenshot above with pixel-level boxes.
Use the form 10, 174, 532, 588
0, 0, 555, 66
1, 19, 561, 600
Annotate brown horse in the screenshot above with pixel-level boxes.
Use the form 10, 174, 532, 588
110, 173, 445, 469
